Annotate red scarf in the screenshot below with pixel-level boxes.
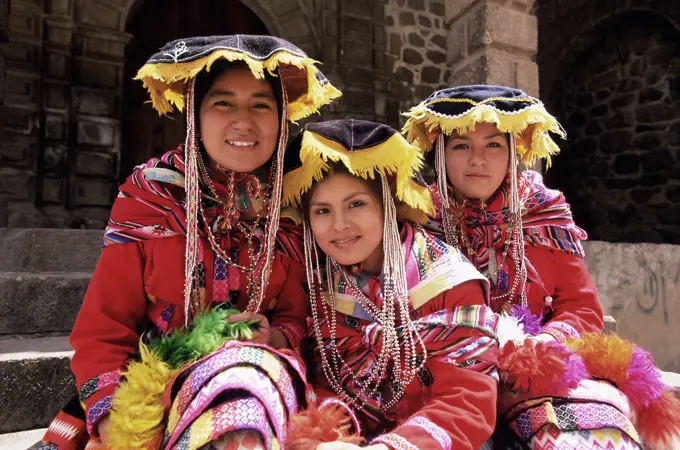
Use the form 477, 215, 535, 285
429, 170, 587, 303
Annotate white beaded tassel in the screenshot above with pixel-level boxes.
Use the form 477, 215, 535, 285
435, 133, 458, 249
183, 78, 200, 326
247, 82, 289, 313
508, 134, 528, 304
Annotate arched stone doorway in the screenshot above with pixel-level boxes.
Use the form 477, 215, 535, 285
119, 0, 270, 180
538, 1, 680, 244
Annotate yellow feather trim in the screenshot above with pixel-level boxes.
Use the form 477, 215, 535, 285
402, 102, 566, 167
107, 344, 178, 450
135, 49, 340, 121
282, 131, 435, 220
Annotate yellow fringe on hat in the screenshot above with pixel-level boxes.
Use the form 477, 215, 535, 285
402, 101, 565, 167
135, 48, 341, 121
107, 344, 178, 450
282, 131, 435, 221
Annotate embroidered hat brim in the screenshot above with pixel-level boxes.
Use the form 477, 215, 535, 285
282, 119, 435, 222
135, 34, 341, 121
402, 85, 566, 166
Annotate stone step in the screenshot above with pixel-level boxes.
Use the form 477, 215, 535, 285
0, 428, 45, 449
0, 228, 102, 273
0, 272, 91, 335
0, 336, 74, 434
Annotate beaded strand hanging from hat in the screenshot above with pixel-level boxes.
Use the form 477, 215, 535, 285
283, 119, 436, 410
135, 35, 341, 325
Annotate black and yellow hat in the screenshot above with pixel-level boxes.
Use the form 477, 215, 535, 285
282, 119, 435, 222
135, 34, 341, 120
402, 85, 565, 166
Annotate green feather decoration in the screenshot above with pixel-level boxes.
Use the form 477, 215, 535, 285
149, 306, 259, 369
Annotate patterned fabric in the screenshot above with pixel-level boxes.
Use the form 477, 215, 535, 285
162, 342, 309, 450
102, 147, 303, 262
40, 396, 89, 450
309, 221, 498, 443
429, 170, 586, 304
200, 430, 266, 450
372, 433, 420, 450
328, 222, 488, 319
403, 416, 452, 450
529, 426, 640, 449
78, 371, 120, 402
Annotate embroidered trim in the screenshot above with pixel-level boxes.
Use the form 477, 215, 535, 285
542, 321, 579, 342
79, 370, 120, 402
403, 416, 452, 450
372, 433, 419, 450
86, 396, 112, 433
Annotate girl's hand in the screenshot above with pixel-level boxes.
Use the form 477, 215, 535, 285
96, 415, 111, 443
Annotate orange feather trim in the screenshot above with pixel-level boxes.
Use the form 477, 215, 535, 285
568, 333, 634, 387
284, 401, 363, 450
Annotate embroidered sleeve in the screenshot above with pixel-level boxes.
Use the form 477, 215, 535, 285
79, 371, 121, 434
380, 286, 499, 449
541, 320, 580, 342
69, 241, 149, 437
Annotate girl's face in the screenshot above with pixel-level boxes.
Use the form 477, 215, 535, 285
307, 173, 384, 274
199, 65, 280, 173
445, 122, 510, 201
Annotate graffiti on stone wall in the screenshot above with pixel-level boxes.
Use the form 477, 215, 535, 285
635, 263, 679, 324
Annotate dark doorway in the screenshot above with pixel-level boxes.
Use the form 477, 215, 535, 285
120, 0, 270, 181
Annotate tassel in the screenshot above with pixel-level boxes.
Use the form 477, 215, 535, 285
499, 339, 587, 396
284, 401, 364, 450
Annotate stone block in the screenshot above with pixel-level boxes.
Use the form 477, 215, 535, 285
7, 10, 41, 40
72, 178, 114, 207
342, 88, 375, 113
278, 16, 310, 40
46, 115, 66, 141
2, 107, 37, 135
4, 75, 38, 104
514, 58, 539, 97
44, 145, 68, 174
42, 177, 64, 204
3, 43, 40, 73
446, 0, 479, 22
79, 0, 121, 29
76, 120, 115, 147
0, 337, 75, 432
44, 22, 74, 47
0, 169, 34, 201
468, 3, 537, 54
75, 33, 126, 60
446, 16, 467, 64
0, 272, 90, 334
46, 84, 68, 110
75, 151, 115, 177
267, 0, 299, 17
343, 41, 374, 68
73, 87, 117, 117
74, 59, 119, 89
47, 52, 69, 79
47, 0, 74, 16
342, 17, 373, 43
0, 136, 35, 167
344, 0, 374, 17
449, 52, 489, 86
5, 202, 51, 227
583, 241, 680, 372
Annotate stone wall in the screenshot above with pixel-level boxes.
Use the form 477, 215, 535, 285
584, 241, 680, 372
384, 0, 448, 128
0, 0, 394, 228
538, 0, 680, 244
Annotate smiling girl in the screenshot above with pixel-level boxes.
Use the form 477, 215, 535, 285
282, 119, 499, 450
39, 35, 340, 450
403, 85, 680, 450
